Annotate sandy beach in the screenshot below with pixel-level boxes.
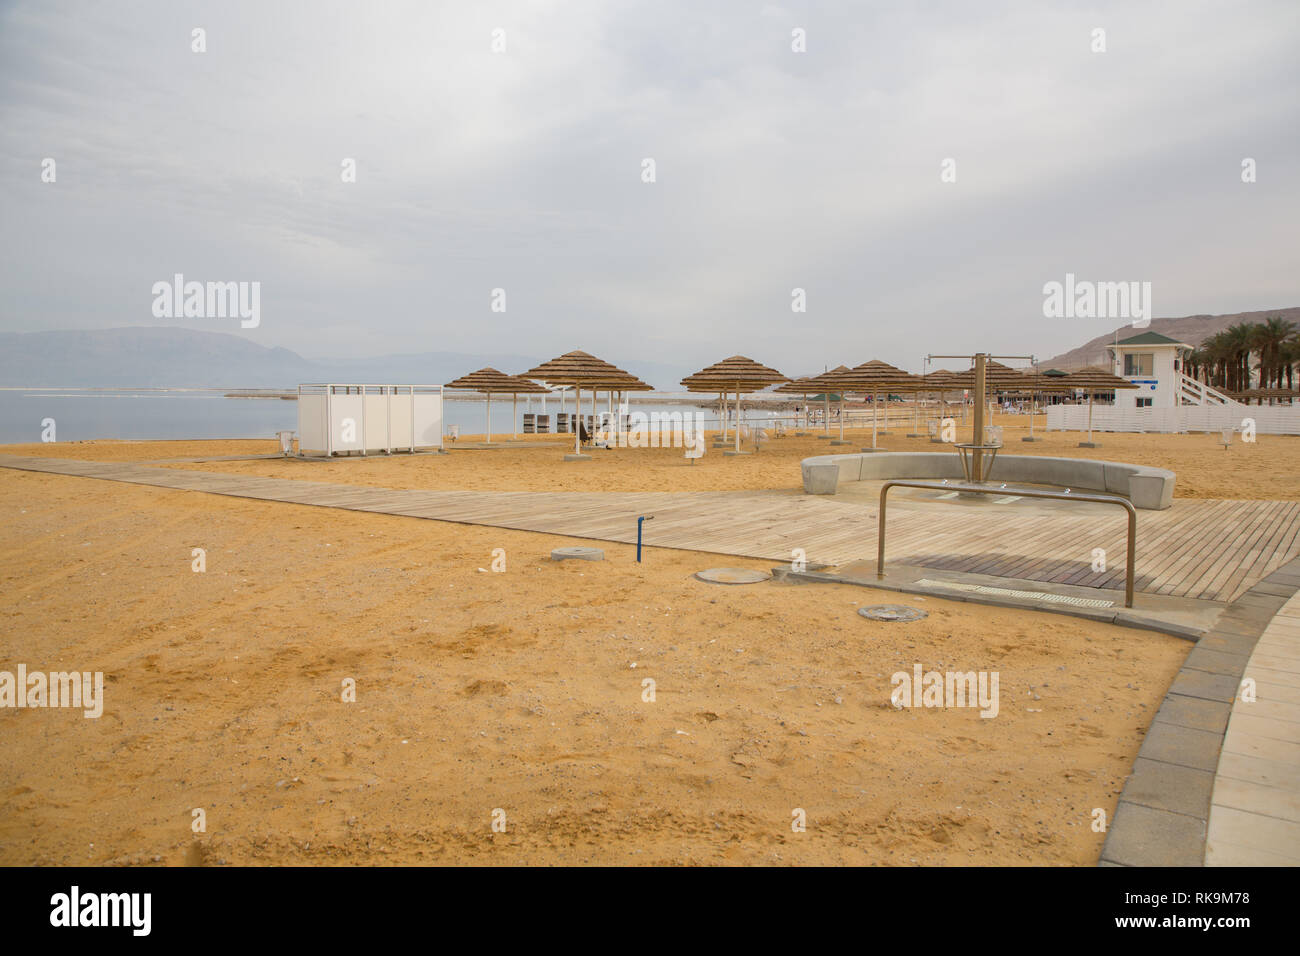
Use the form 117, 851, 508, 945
0, 426, 1225, 866
8, 413, 1298, 499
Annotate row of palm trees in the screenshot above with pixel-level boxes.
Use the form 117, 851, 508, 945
1183, 317, 1299, 393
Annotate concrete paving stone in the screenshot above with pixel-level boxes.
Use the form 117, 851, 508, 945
1155, 694, 1231, 735
1216, 609, 1275, 630
1168, 668, 1239, 704
1183, 645, 1252, 676
1205, 840, 1300, 866
1122, 757, 1215, 819
1220, 729, 1300, 765
1249, 582, 1298, 598
1227, 712, 1300, 744
1214, 751, 1300, 791
1249, 679, 1300, 706
1102, 801, 1206, 867
1195, 632, 1259, 656
1232, 593, 1289, 610
1236, 696, 1300, 724
1261, 570, 1300, 586
1208, 620, 1269, 641
1249, 653, 1300, 674
1211, 776, 1300, 824
1112, 613, 1204, 640
1205, 806, 1300, 859
1251, 638, 1300, 661
1244, 664, 1300, 686
1139, 721, 1223, 772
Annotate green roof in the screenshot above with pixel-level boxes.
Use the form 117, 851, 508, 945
1115, 331, 1187, 347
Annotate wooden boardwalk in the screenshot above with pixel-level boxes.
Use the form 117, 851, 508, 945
3, 453, 1299, 604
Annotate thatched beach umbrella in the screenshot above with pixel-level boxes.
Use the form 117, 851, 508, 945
796, 366, 852, 439
1016, 370, 1073, 442
973, 361, 1035, 440
681, 356, 789, 454
836, 360, 917, 449
919, 370, 962, 432
444, 367, 552, 443
773, 376, 820, 432
521, 351, 650, 457
910, 369, 960, 437
1062, 366, 1139, 447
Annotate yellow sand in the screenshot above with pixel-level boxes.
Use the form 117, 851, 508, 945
0, 433, 1204, 865
10, 414, 1295, 499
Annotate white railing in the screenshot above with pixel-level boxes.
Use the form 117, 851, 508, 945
1045, 403, 1300, 435
1178, 374, 1239, 407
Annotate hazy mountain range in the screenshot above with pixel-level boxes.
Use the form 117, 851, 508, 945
2, 308, 1296, 389
0, 327, 692, 390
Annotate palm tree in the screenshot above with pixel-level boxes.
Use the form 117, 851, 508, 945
1223, 323, 1256, 392
1201, 331, 1233, 390
1254, 317, 1296, 389
1281, 334, 1300, 393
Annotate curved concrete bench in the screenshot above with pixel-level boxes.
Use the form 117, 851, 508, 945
800, 451, 1175, 510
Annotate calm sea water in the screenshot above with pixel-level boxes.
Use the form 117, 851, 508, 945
0, 389, 773, 444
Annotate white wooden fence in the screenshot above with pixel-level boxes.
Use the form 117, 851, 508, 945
1046, 404, 1300, 436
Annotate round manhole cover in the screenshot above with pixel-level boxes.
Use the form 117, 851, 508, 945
551, 547, 604, 562
858, 605, 928, 622
694, 568, 770, 585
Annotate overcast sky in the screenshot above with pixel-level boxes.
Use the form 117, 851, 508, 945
2, 1, 1297, 375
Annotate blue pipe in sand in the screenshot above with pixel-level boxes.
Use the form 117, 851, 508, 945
637, 515, 654, 562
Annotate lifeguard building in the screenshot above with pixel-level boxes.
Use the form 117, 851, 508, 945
1106, 331, 1192, 409
1046, 329, 1300, 435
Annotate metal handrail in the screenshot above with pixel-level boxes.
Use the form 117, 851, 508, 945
877, 479, 1138, 607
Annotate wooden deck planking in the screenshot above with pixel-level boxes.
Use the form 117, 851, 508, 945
3, 453, 1298, 604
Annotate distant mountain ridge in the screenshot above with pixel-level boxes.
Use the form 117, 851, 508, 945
0, 327, 693, 389
1040, 307, 1300, 370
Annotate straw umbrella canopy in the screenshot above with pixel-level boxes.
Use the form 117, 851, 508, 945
773, 376, 820, 431
834, 360, 917, 448
1061, 366, 1139, 446
520, 351, 651, 455
680, 356, 788, 453
1014, 370, 1073, 441
915, 370, 962, 436
444, 367, 551, 443
1228, 387, 1300, 405
795, 366, 852, 438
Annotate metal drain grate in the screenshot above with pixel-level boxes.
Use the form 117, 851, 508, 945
914, 579, 1115, 609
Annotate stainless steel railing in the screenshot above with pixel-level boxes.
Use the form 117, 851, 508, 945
876, 479, 1138, 607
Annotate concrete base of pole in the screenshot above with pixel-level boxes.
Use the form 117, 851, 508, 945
929, 438, 944, 444
563, 453, 592, 461
906, 432, 924, 438
830, 439, 852, 446
1077, 442, 1099, 448
1021, 436, 1042, 442
723, 450, 752, 456
860, 446, 886, 453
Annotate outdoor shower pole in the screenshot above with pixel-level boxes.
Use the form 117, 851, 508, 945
971, 353, 987, 482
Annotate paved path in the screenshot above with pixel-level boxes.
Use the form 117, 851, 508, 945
1205, 589, 1300, 865
1101, 558, 1300, 866
3, 453, 1300, 604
